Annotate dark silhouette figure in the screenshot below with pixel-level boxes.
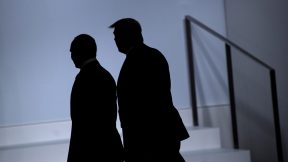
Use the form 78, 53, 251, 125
110, 18, 189, 162
67, 34, 123, 162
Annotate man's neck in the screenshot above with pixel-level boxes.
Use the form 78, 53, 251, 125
125, 46, 134, 55
80, 58, 96, 69
126, 43, 143, 55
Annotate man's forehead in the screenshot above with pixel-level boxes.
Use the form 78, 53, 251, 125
113, 28, 128, 35
113, 28, 126, 35
113, 29, 117, 34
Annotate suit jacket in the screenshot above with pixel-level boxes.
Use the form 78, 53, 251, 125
68, 60, 123, 162
117, 44, 189, 145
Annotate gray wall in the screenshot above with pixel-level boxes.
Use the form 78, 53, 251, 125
0, 0, 227, 126
224, 1, 288, 162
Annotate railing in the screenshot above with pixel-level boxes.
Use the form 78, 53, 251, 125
184, 15, 283, 162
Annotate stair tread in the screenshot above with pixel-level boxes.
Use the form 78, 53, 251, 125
181, 148, 251, 162
181, 148, 249, 155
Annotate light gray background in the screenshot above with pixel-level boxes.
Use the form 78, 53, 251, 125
0, 0, 227, 126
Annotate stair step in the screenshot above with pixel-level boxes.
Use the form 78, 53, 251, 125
180, 126, 221, 151
181, 148, 251, 162
0, 121, 251, 162
0, 142, 69, 162
0, 142, 251, 162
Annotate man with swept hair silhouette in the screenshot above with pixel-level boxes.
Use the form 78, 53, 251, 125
68, 34, 123, 162
109, 18, 189, 162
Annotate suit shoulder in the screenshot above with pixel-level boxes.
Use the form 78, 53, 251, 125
144, 45, 167, 62
98, 66, 116, 84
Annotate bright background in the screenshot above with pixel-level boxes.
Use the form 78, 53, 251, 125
0, 0, 227, 126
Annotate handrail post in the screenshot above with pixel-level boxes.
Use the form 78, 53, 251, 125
225, 44, 239, 149
184, 18, 199, 126
270, 70, 283, 162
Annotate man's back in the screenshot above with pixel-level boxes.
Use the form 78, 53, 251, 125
117, 44, 171, 126
68, 60, 123, 161
117, 43, 189, 162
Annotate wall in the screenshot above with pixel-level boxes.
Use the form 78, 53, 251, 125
0, 0, 227, 126
224, 1, 288, 162
0, 1, 237, 161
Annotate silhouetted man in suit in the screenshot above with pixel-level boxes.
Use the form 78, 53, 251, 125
67, 34, 123, 162
109, 18, 189, 162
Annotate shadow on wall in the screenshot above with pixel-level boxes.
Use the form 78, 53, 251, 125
192, 27, 228, 106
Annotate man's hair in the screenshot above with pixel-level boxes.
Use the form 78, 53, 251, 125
70, 34, 97, 57
109, 18, 143, 42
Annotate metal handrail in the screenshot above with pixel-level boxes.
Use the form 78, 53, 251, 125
185, 15, 273, 70
184, 15, 283, 162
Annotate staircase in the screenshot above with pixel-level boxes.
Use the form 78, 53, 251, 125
180, 126, 251, 162
0, 119, 251, 162
184, 14, 283, 162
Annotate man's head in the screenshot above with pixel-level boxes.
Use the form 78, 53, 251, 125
70, 34, 97, 68
109, 18, 143, 54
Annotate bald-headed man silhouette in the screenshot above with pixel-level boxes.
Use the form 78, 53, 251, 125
67, 34, 123, 162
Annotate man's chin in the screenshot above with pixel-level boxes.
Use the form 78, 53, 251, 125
74, 64, 80, 69
118, 49, 128, 54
